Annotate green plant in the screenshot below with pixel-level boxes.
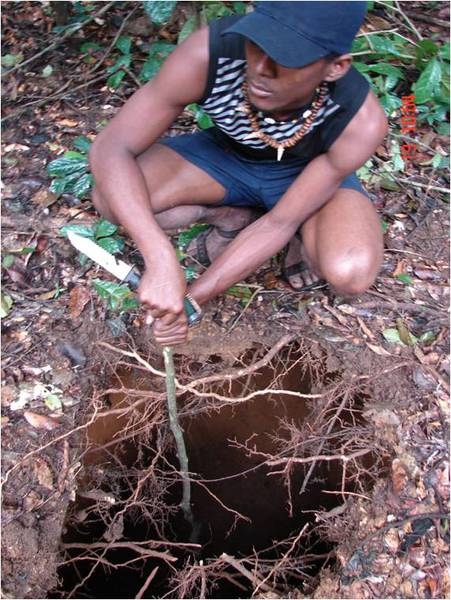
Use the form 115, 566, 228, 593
106, 35, 133, 89
60, 219, 125, 257
47, 136, 93, 199
92, 279, 139, 311
139, 41, 175, 83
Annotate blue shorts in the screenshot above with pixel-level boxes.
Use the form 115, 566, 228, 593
160, 128, 370, 211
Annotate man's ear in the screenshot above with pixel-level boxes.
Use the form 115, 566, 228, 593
324, 54, 352, 82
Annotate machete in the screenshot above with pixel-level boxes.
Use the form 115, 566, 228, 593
67, 230, 201, 325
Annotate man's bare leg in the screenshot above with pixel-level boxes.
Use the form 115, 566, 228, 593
92, 143, 257, 260
285, 188, 383, 295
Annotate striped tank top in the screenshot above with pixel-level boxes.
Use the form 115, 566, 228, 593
199, 15, 370, 162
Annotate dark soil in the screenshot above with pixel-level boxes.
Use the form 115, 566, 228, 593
1, 2, 449, 599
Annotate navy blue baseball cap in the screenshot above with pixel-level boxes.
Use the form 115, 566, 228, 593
222, 1, 367, 68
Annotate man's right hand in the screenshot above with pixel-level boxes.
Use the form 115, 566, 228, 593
138, 260, 187, 326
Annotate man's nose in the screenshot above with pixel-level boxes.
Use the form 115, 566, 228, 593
255, 53, 276, 78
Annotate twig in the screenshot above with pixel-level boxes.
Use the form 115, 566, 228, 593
393, 1, 423, 40
87, 5, 138, 75
3, 1, 116, 76
1, 73, 107, 123
407, 13, 449, 28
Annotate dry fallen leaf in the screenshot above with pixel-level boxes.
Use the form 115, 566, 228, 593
69, 285, 91, 318
366, 343, 391, 356
33, 456, 53, 489
31, 189, 58, 207
56, 118, 78, 127
392, 458, 409, 494
24, 410, 59, 431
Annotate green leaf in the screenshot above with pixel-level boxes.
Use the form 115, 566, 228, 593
139, 57, 161, 82
232, 2, 248, 14
63, 150, 86, 160
184, 265, 197, 282
368, 35, 403, 57
49, 178, 68, 195
72, 173, 93, 198
115, 35, 132, 55
94, 219, 117, 239
1, 53, 23, 67
46, 156, 88, 177
381, 221, 389, 233
143, 1, 177, 25
93, 279, 132, 310
44, 393, 63, 411
149, 41, 175, 59
107, 69, 126, 89
432, 153, 443, 169
415, 39, 439, 62
202, 1, 233, 22
42, 64, 53, 78
2, 254, 15, 268
60, 224, 94, 238
396, 318, 417, 346
419, 331, 436, 344
439, 42, 450, 61
106, 54, 131, 74
178, 223, 210, 249
396, 273, 413, 284
366, 63, 405, 79
226, 285, 253, 303
121, 296, 140, 312
414, 57, 442, 104
80, 41, 102, 53
96, 235, 124, 255
0, 292, 13, 318
382, 328, 402, 344
178, 15, 197, 44
73, 136, 92, 153
20, 246, 35, 254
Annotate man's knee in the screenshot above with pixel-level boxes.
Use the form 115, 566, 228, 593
91, 187, 117, 224
323, 248, 381, 296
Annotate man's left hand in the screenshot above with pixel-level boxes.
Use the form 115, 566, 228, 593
151, 313, 189, 346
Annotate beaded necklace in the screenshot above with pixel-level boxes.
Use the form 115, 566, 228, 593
241, 81, 329, 160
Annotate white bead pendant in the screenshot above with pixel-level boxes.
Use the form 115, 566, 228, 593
277, 146, 285, 161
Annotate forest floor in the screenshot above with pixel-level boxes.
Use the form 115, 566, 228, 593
1, 2, 449, 599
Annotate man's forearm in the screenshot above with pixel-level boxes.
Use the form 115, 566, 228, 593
90, 148, 175, 267
189, 155, 345, 305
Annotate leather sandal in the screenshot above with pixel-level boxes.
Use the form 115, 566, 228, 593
191, 224, 244, 267
281, 244, 328, 292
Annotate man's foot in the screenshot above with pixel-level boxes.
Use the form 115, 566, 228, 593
282, 234, 326, 291
186, 207, 258, 266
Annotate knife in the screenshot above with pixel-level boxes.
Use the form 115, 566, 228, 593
67, 231, 201, 325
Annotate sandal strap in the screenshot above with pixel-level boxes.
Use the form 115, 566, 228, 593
215, 226, 245, 239
283, 261, 309, 278
195, 225, 213, 267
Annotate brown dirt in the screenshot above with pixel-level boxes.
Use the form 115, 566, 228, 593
1, 2, 449, 599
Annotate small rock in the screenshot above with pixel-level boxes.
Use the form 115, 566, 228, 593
412, 367, 436, 390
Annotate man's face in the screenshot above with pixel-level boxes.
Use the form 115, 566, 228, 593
244, 40, 333, 114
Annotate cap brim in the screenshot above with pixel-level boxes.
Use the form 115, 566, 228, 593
222, 12, 328, 68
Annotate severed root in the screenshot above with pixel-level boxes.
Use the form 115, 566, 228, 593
163, 347, 200, 543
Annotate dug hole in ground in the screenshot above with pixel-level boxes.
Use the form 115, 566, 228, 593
2, 306, 449, 599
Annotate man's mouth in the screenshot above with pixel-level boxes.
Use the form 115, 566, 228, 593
248, 79, 273, 98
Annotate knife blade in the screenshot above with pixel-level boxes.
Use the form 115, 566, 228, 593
67, 231, 200, 325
